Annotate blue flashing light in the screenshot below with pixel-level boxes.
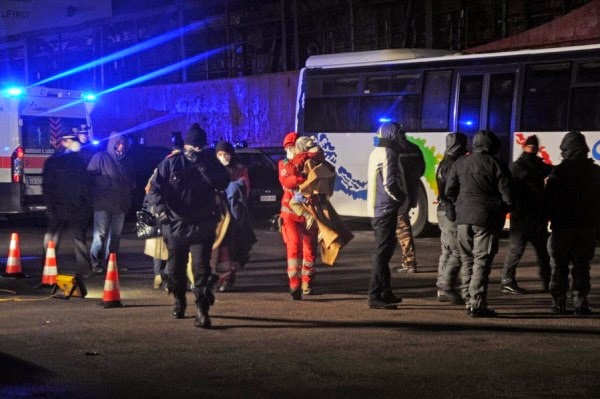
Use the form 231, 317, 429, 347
378, 117, 392, 123
92, 140, 100, 146
82, 93, 97, 102
4, 146, 9, 151
4, 87, 23, 97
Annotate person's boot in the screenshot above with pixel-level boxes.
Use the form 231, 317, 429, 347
194, 293, 211, 329
172, 292, 187, 319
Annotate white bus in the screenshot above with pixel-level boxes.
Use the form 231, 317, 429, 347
0, 86, 96, 214
294, 44, 600, 236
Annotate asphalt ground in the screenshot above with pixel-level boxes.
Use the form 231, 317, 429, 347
0, 217, 599, 398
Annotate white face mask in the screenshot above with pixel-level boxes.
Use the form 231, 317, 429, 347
216, 151, 231, 166
286, 148, 295, 160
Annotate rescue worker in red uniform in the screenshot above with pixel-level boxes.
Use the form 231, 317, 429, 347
278, 132, 318, 300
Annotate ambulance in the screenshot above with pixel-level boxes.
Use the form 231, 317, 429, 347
0, 86, 96, 214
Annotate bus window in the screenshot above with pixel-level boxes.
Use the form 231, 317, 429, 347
328, 78, 359, 95
521, 62, 571, 131
421, 70, 452, 131
457, 75, 483, 135
576, 61, 600, 84
487, 73, 515, 164
358, 95, 420, 132
570, 87, 600, 130
366, 76, 391, 93
391, 73, 421, 93
305, 97, 359, 132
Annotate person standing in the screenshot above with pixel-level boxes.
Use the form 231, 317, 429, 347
501, 135, 553, 294
366, 122, 407, 309
544, 131, 600, 315
213, 140, 256, 292
42, 132, 94, 278
278, 132, 318, 300
435, 132, 468, 303
393, 126, 425, 273
446, 130, 513, 318
87, 132, 136, 273
147, 124, 229, 328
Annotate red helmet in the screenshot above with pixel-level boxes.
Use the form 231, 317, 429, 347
282, 132, 298, 148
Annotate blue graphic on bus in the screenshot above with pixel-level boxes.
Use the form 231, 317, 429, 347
317, 133, 367, 200
592, 140, 600, 161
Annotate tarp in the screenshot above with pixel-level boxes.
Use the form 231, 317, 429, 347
465, 0, 600, 53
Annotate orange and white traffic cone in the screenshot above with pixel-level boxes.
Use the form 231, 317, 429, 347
39, 240, 58, 287
3, 233, 26, 278
100, 253, 122, 308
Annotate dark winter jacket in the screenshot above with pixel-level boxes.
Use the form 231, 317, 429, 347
510, 151, 552, 223
395, 131, 426, 215
87, 134, 136, 213
445, 130, 513, 229
436, 133, 468, 214
545, 131, 600, 230
42, 148, 91, 218
367, 123, 405, 218
147, 148, 229, 232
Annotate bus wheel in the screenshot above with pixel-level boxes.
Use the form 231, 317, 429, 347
408, 183, 428, 238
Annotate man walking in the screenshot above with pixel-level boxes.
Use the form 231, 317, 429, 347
366, 121, 407, 309
501, 135, 553, 294
42, 132, 94, 277
87, 132, 136, 273
545, 131, 600, 315
394, 125, 425, 274
147, 124, 229, 328
435, 132, 468, 303
446, 130, 512, 317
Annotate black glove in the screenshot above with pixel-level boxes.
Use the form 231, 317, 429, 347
156, 211, 170, 226
446, 206, 456, 222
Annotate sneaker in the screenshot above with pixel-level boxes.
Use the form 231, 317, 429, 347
395, 265, 417, 273
91, 267, 104, 274
438, 290, 463, 304
469, 307, 497, 318
574, 306, 593, 316
368, 298, 398, 309
501, 282, 527, 295
551, 304, 568, 315
291, 289, 302, 301
301, 282, 313, 295
153, 274, 163, 289
381, 293, 402, 304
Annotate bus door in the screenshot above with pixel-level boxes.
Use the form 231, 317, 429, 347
455, 69, 518, 164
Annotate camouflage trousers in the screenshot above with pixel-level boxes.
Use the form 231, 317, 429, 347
396, 212, 416, 268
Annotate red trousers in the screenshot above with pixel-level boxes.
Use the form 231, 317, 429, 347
281, 217, 318, 291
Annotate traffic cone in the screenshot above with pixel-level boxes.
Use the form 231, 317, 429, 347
39, 240, 58, 287
3, 233, 26, 278
100, 253, 123, 308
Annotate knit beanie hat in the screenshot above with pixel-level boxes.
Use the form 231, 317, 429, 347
523, 135, 539, 147
184, 124, 207, 147
215, 141, 234, 154
283, 132, 298, 148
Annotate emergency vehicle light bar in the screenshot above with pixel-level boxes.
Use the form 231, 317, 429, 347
3, 87, 24, 98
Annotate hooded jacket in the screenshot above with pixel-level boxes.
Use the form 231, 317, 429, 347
445, 130, 513, 228
367, 122, 406, 218
87, 134, 136, 213
545, 131, 600, 230
395, 129, 426, 215
510, 149, 553, 223
436, 133, 467, 213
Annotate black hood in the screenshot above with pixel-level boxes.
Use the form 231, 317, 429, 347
444, 132, 468, 158
560, 130, 589, 160
472, 130, 500, 155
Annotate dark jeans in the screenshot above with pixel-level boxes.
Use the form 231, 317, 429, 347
368, 209, 398, 300
44, 207, 92, 273
436, 209, 461, 292
153, 258, 167, 276
90, 210, 125, 268
501, 220, 550, 286
549, 228, 595, 309
457, 224, 500, 310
